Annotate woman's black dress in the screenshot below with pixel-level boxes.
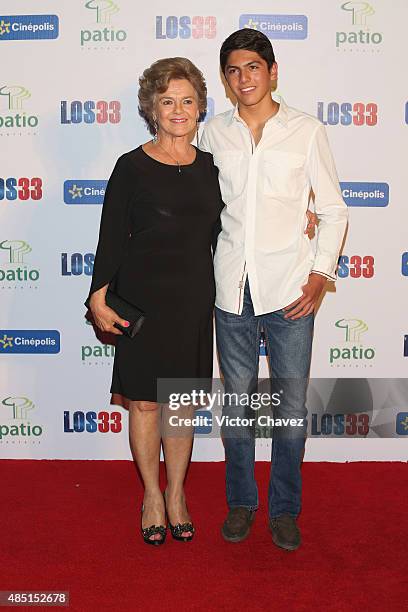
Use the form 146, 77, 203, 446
88, 146, 223, 402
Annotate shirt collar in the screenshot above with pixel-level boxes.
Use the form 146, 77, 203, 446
227, 95, 289, 129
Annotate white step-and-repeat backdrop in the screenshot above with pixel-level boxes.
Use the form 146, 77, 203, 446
1, 1, 407, 460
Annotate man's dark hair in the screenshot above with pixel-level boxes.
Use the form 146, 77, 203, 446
220, 29, 276, 74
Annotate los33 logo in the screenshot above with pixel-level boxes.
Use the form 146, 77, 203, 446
337, 255, 374, 278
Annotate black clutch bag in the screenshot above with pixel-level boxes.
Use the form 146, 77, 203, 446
85, 289, 146, 338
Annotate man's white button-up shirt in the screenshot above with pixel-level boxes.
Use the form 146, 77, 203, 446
200, 97, 348, 316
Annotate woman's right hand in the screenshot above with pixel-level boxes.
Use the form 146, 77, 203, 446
89, 294, 129, 335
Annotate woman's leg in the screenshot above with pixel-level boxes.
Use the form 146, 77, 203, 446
128, 400, 164, 541
161, 405, 194, 537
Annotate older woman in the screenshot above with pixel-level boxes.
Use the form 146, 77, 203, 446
87, 57, 223, 545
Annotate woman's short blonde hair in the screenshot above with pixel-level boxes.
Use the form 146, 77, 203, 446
138, 57, 207, 135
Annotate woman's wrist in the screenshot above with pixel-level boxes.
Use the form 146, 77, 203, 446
89, 286, 108, 308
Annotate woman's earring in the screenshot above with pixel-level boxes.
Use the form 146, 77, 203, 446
196, 119, 199, 148
152, 119, 158, 143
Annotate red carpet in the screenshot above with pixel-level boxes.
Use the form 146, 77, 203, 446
2, 461, 406, 611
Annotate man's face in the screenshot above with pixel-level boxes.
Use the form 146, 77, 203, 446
224, 49, 277, 107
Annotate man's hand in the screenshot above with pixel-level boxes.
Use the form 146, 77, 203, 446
283, 273, 327, 320
305, 210, 318, 239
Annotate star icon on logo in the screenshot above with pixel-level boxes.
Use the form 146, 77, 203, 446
68, 184, 83, 199
401, 416, 408, 432
244, 18, 259, 30
0, 20, 11, 35
0, 334, 13, 350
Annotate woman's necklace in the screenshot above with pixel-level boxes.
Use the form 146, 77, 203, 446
154, 140, 192, 174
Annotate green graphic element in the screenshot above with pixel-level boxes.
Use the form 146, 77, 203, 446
1, 396, 42, 441
0, 20, 11, 36
0, 335, 13, 350
2, 396, 34, 419
68, 184, 83, 199
243, 18, 259, 30
335, 319, 369, 343
341, 2, 375, 26
85, 0, 119, 24
0, 240, 32, 264
0, 85, 31, 111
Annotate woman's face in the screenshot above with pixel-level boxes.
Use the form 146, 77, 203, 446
154, 78, 200, 140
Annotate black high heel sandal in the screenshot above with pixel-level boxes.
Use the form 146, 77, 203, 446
168, 521, 195, 542
141, 505, 167, 546
164, 490, 195, 542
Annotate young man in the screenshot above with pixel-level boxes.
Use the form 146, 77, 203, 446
200, 29, 348, 550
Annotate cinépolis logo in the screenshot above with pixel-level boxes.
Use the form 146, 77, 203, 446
239, 14, 307, 40
340, 181, 389, 207
0, 240, 40, 288
330, 318, 375, 367
0, 85, 39, 135
336, 2, 383, 51
0, 396, 43, 445
0, 330, 60, 354
80, 0, 127, 49
64, 180, 106, 204
0, 14, 58, 41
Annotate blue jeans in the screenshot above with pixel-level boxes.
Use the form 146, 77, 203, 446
215, 279, 314, 518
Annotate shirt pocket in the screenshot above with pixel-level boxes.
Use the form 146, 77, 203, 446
212, 151, 245, 203
262, 150, 306, 200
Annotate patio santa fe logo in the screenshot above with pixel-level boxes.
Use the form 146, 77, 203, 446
0, 85, 39, 132
1, 397, 43, 444
0, 240, 40, 286
80, 0, 127, 48
336, 2, 383, 50
0, 15, 58, 41
239, 14, 307, 40
81, 319, 115, 364
330, 319, 375, 366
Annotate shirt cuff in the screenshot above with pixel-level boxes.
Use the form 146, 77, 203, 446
311, 269, 336, 282
312, 253, 339, 281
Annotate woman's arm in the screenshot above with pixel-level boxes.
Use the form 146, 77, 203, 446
86, 154, 135, 334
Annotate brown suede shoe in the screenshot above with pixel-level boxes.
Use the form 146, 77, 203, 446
269, 514, 301, 551
222, 507, 256, 543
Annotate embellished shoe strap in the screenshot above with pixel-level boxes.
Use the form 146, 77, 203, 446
142, 524, 167, 539
170, 522, 195, 537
